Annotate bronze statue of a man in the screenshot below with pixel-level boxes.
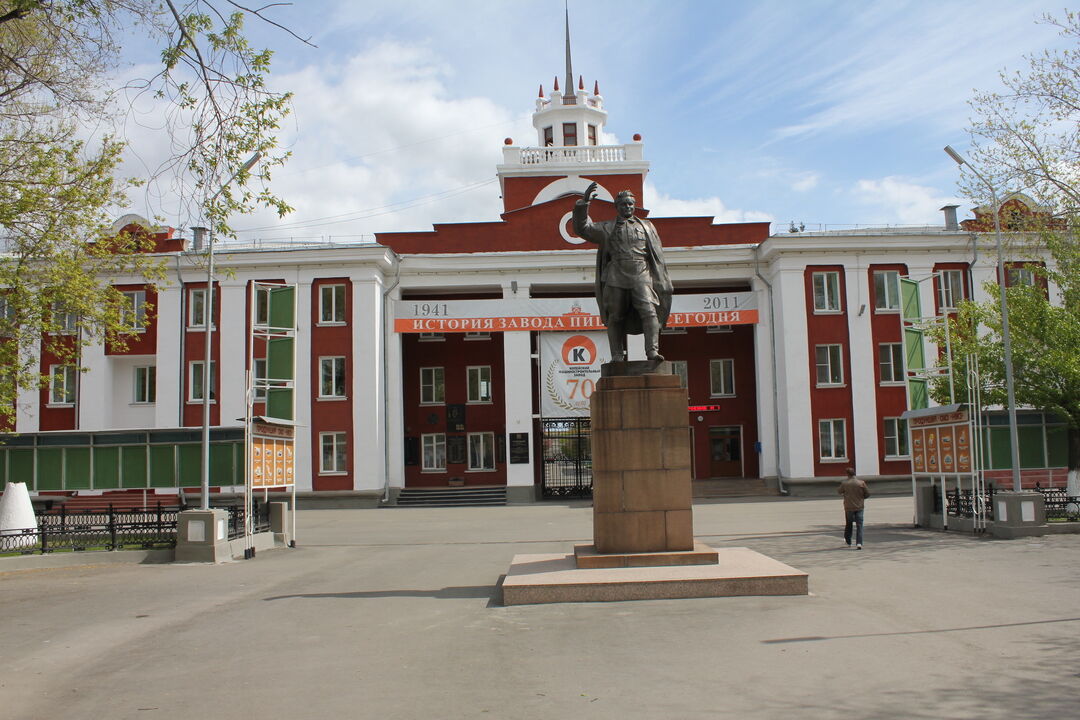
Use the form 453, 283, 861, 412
573, 182, 672, 363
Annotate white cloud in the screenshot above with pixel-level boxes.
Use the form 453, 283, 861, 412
851, 176, 962, 225
791, 172, 819, 192
644, 181, 773, 223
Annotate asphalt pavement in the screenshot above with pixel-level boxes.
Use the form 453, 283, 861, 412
3, 495, 1079, 720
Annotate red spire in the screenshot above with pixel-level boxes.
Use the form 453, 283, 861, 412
578, 74, 584, 90
594, 80, 600, 96
553, 75, 560, 92
539, 84, 544, 98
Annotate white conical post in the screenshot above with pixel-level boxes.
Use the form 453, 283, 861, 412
0, 482, 38, 549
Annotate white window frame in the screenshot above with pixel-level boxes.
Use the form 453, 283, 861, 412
418, 332, 445, 342
883, 417, 909, 459
464, 331, 491, 340
49, 364, 76, 406
873, 270, 901, 311
706, 325, 733, 334
253, 358, 267, 401
1008, 266, 1036, 287
319, 431, 348, 474
815, 344, 844, 386
661, 326, 687, 335
812, 271, 841, 312
122, 290, 147, 331
188, 361, 216, 403
468, 432, 496, 472
187, 287, 215, 329
254, 286, 270, 328
420, 367, 445, 405
878, 343, 905, 384
51, 302, 77, 334
709, 358, 735, 397
319, 356, 347, 399
467, 365, 492, 404
133, 365, 156, 404
319, 284, 347, 325
938, 269, 965, 310
819, 418, 847, 461
422, 433, 446, 472
670, 360, 688, 389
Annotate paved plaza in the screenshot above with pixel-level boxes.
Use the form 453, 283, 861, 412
3, 495, 1079, 719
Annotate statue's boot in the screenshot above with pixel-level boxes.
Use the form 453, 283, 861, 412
607, 326, 627, 362
643, 316, 665, 363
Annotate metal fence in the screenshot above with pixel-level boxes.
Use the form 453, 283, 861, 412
1037, 487, 1080, 521
540, 417, 593, 498
0, 500, 274, 555
936, 487, 996, 520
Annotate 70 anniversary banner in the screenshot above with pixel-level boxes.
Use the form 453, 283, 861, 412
393, 292, 757, 333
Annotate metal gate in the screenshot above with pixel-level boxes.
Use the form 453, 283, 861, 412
540, 417, 592, 498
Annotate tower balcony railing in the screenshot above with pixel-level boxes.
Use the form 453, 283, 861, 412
503, 143, 643, 167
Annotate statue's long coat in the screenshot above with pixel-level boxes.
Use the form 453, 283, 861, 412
572, 201, 672, 335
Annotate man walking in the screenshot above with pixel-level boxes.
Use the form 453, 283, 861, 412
838, 467, 870, 549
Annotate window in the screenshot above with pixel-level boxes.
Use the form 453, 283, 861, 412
819, 419, 847, 460
706, 326, 733, 334
320, 432, 347, 473
467, 366, 492, 403
319, 284, 346, 324
670, 360, 688, 389
189, 361, 216, 402
938, 270, 965, 310
661, 326, 687, 335
188, 287, 215, 329
319, 357, 346, 398
122, 290, 147, 330
562, 122, 577, 146
464, 331, 490, 340
873, 270, 901, 311
878, 343, 905, 384
587, 124, 597, 145
884, 418, 909, 458
812, 272, 841, 312
254, 286, 269, 327
1007, 266, 1035, 287
422, 433, 446, 472
420, 367, 445, 405
253, 358, 267, 401
468, 432, 495, 471
51, 302, 77, 334
418, 332, 444, 342
543, 126, 553, 146
134, 366, 156, 404
815, 345, 844, 386
709, 359, 735, 397
49, 365, 76, 405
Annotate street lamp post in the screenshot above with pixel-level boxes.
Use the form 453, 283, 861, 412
200, 152, 262, 510
944, 145, 1023, 492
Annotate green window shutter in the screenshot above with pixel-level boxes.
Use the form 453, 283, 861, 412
908, 379, 929, 411
267, 337, 294, 380
121, 446, 149, 488
37, 448, 63, 490
1047, 425, 1068, 468
904, 327, 925, 372
92, 446, 120, 489
150, 445, 177, 488
900, 278, 921, 320
178, 444, 201, 487
65, 448, 91, 489
9, 449, 34, 490
269, 286, 295, 329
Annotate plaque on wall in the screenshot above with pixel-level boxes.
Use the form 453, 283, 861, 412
448, 434, 466, 465
509, 433, 530, 464
403, 437, 419, 466
447, 404, 466, 431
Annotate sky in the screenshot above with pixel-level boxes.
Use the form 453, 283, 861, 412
111, 0, 1075, 242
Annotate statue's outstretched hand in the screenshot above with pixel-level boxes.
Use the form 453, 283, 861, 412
582, 181, 598, 204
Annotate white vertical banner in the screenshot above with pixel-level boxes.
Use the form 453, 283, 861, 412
540, 332, 609, 417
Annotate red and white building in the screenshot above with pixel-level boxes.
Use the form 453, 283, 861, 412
4, 58, 1066, 504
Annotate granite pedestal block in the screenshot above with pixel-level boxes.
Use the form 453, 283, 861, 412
591, 371, 693, 553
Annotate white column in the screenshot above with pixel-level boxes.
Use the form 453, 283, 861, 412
154, 283, 183, 428
751, 278, 778, 478
847, 264, 880, 475
384, 284, 405, 495
771, 265, 813, 478
79, 334, 109, 430
502, 282, 534, 497
352, 275, 386, 493
218, 280, 247, 428
293, 276, 313, 492
15, 338, 40, 433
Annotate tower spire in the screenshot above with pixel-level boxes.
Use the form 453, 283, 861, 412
563, 4, 574, 99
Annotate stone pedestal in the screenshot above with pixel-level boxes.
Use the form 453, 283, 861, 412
174, 509, 232, 563
990, 490, 1048, 539
590, 369, 693, 554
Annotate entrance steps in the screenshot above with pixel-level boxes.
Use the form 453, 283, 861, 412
394, 486, 507, 508
693, 478, 779, 499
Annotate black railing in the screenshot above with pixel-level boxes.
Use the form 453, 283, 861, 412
942, 488, 996, 519
1, 499, 275, 556
1036, 487, 1080, 521
540, 417, 593, 498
